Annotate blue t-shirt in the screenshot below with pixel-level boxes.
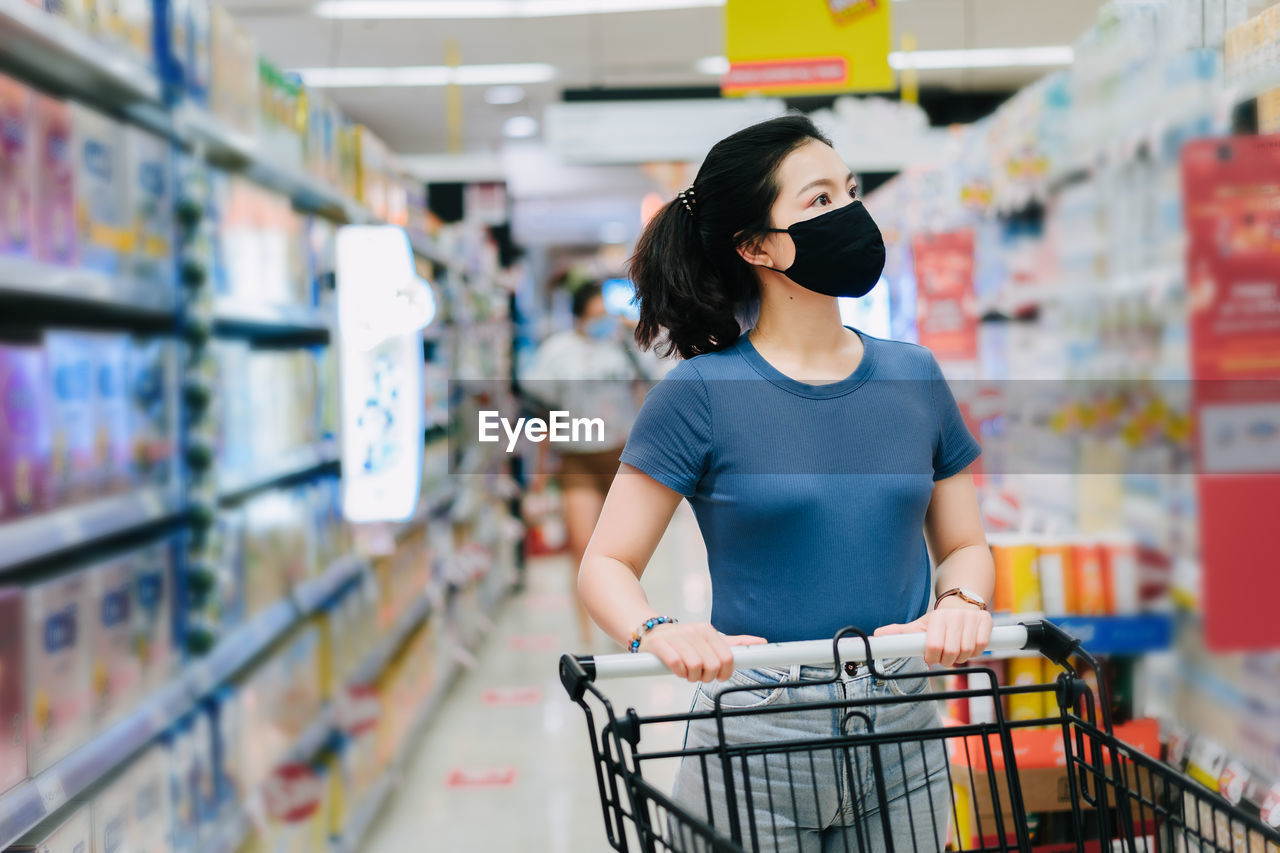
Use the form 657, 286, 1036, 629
619, 330, 982, 643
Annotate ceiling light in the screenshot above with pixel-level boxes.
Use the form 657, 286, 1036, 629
695, 56, 730, 76
889, 46, 1073, 70
292, 63, 556, 88
503, 115, 540, 138
314, 0, 723, 19
485, 85, 526, 105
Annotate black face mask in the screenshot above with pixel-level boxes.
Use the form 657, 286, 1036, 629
764, 200, 886, 298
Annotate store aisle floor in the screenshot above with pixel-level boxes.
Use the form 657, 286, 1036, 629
364, 503, 712, 852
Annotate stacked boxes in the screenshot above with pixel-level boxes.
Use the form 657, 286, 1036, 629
0, 343, 53, 519
0, 74, 35, 256
70, 103, 131, 276
25, 570, 91, 773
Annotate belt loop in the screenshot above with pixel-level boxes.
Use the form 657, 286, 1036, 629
789, 664, 801, 682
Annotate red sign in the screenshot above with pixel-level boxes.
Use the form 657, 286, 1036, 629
1182, 137, 1280, 651
723, 58, 848, 94
262, 764, 323, 823
482, 687, 543, 707
335, 684, 381, 737
446, 766, 518, 788
912, 231, 978, 362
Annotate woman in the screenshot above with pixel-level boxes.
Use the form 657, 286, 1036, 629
577, 115, 995, 851
525, 281, 648, 647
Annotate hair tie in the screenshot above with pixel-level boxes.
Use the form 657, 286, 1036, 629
676, 186, 696, 216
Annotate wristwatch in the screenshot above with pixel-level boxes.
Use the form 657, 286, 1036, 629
934, 587, 989, 611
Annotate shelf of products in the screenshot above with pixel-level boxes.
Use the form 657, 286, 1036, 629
0, 0, 161, 109
211, 299, 334, 337
989, 613, 1174, 658
0, 487, 181, 575
0, 257, 177, 316
217, 440, 339, 503
346, 595, 434, 690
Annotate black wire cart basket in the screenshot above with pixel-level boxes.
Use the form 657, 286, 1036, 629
559, 620, 1280, 852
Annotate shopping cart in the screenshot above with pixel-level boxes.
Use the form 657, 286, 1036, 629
560, 620, 1280, 852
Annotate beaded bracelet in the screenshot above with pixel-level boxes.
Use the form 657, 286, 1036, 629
629, 616, 678, 653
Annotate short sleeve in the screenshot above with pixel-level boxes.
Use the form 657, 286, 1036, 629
619, 363, 712, 497
928, 354, 981, 481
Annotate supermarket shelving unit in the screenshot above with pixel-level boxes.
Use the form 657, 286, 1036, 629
0, 2, 522, 850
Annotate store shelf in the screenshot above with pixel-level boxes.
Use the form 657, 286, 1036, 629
332, 773, 395, 853
177, 106, 364, 223
0, 676, 192, 849
294, 555, 371, 616
0, 0, 161, 110
990, 613, 1174, 658
217, 440, 340, 503
0, 487, 182, 575
211, 299, 334, 337
284, 706, 336, 764
0, 257, 178, 317
347, 595, 433, 688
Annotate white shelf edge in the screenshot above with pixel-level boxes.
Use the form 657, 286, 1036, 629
0, 257, 177, 316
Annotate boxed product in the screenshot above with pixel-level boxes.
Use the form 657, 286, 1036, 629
258, 59, 304, 170
0, 588, 26, 797
31, 93, 76, 266
209, 2, 258, 136
87, 554, 142, 728
126, 744, 174, 853
125, 126, 176, 295
7, 805, 92, 853
46, 330, 101, 503
132, 540, 174, 693
25, 569, 91, 773
91, 771, 135, 853
93, 333, 133, 493
42, 0, 92, 32
70, 103, 132, 276
167, 711, 217, 852
127, 337, 178, 490
96, 0, 154, 68
0, 343, 52, 519
0, 74, 35, 256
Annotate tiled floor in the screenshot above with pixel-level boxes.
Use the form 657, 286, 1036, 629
364, 503, 711, 852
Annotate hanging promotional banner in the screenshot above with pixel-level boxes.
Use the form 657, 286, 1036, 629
723, 0, 892, 96
336, 226, 437, 523
911, 230, 978, 363
1182, 137, 1280, 651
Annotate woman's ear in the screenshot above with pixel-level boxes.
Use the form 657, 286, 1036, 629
736, 235, 777, 269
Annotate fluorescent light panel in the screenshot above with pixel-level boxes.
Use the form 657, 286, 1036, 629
695, 46, 1074, 76
314, 0, 723, 19
293, 63, 556, 88
889, 46, 1073, 69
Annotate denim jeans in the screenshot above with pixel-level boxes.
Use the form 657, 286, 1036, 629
671, 656, 949, 853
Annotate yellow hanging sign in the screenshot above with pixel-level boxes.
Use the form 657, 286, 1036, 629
723, 0, 894, 96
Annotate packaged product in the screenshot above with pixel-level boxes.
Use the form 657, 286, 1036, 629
7, 805, 92, 853
70, 103, 132, 276
211, 339, 252, 479
1003, 656, 1047, 722
25, 569, 92, 773
91, 772, 135, 853
0, 74, 35, 257
0, 343, 52, 518
93, 332, 133, 492
208, 686, 246, 819
132, 539, 175, 692
1034, 539, 1074, 615
0, 587, 26, 797
125, 126, 176, 295
42, 0, 91, 31
168, 711, 218, 852
127, 336, 178, 489
46, 330, 101, 503
87, 554, 142, 727
1071, 540, 1110, 615
31, 93, 76, 267
126, 745, 174, 853
1099, 533, 1139, 614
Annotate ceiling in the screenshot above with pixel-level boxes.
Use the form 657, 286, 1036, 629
226, 0, 1107, 158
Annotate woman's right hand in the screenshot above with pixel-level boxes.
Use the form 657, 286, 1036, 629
639, 622, 768, 683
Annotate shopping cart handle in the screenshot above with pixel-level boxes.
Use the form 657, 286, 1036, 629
567, 620, 1079, 684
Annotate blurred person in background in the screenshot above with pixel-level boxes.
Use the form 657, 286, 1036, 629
577, 115, 994, 850
524, 280, 652, 648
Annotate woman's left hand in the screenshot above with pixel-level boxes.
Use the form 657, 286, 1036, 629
873, 598, 993, 667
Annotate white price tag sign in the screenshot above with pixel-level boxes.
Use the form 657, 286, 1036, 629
35, 772, 68, 814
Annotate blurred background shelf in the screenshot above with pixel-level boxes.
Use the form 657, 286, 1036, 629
0, 258, 177, 317
0, 487, 181, 575
217, 440, 340, 503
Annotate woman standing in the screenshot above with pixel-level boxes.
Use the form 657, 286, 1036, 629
576, 115, 995, 850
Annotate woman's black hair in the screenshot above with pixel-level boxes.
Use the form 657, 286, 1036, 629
630, 114, 832, 359
570, 281, 603, 319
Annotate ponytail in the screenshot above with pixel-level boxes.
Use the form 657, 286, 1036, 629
627, 114, 832, 361
631, 198, 746, 360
